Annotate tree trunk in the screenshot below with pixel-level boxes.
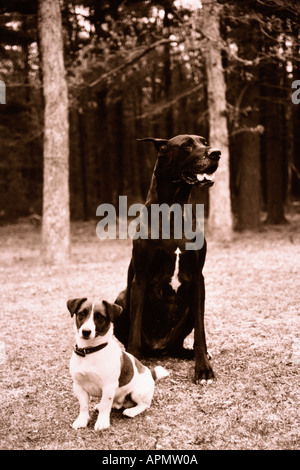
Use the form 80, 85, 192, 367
78, 107, 88, 220
201, 0, 233, 239
262, 63, 287, 224
38, 0, 70, 263
264, 95, 286, 224
235, 22, 262, 231
122, 91, 142, 205
163, 2, 173, 138
236, 96, 261, 230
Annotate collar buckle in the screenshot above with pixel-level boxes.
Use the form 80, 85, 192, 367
74, 345, 86, 357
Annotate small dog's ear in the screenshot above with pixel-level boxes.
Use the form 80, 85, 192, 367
102, 301, 123, 323
67, 298, 87, 317
137, 137, 168, 152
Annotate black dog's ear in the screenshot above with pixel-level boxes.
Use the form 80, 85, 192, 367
137, 137, 168, 153
67, 298, 87, 317
102, 300, 123, 323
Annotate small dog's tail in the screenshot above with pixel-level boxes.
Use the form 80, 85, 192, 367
150, 366, 169, 381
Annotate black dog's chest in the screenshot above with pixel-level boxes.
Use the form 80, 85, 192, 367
148, 248, 193, 292
140, 247, 197, 350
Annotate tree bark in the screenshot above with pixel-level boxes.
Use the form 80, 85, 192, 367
262, 63, 287, 224
201, 0, 233, 239
264, 94, 287, 224
78, 107, 88, 220
236, 96, 261, 231
235, 22, 262, 231
39, 0, 70, 263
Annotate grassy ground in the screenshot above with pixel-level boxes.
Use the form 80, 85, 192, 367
0, 217, 299, 450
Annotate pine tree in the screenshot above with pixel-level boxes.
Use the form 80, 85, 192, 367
38, 0, 70, 263
202, 0, 233, 239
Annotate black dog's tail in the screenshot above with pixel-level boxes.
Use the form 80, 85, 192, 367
150, 366, 169, 381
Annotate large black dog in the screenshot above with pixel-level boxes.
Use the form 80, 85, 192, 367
114, 135, 220, 383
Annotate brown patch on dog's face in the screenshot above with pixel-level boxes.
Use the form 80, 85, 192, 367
93, 302, 111, 337
73, 300, 91, 332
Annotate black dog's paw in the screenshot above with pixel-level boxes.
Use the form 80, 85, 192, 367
194, 362, 215, 385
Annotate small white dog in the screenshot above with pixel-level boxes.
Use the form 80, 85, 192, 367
67, 298, 169, 431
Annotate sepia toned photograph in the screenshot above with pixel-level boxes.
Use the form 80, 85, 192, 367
0, 0, 299, 453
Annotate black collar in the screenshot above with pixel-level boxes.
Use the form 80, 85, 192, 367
74, 342, 108, 357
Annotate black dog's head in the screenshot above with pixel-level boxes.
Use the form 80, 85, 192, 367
67, 298, 123, 340
138, 134, 220, 187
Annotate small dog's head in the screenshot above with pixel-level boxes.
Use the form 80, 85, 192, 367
67, 298, 123, 341
138, 134, 221, 187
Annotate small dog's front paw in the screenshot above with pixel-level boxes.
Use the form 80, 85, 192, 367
94, 416, 110, 431
112, 400, 123, 410
72, 414, 90, 429
122, 407, 136, 418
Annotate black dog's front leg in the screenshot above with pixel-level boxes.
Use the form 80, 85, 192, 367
193, 273, 214, 383
127, 276, 147, 357
126, 241, 156, 357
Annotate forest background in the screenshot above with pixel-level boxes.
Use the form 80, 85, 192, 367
0, 0, 299, 233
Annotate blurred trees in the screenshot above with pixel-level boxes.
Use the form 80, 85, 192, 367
0, 0, 299, 231
224, 0, 300, 228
